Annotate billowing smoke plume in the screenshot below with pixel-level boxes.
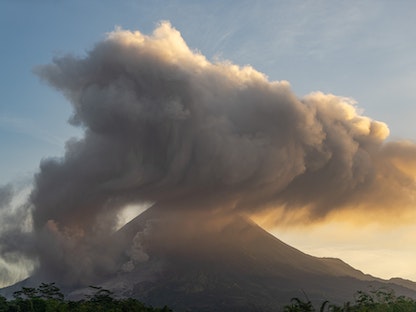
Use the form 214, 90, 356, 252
2, 21, 416, 287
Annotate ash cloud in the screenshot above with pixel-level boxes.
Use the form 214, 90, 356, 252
33, 22, 413, 222
2, 21, 416, 286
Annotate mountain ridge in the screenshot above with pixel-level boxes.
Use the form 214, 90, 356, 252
2, 205, 416, 311
102, 205, 416, 310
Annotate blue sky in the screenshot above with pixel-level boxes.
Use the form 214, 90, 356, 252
1, 1, 416, 280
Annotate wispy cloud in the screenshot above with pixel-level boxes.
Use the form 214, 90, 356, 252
0, 114, 66, 148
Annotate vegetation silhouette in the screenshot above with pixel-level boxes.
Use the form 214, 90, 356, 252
1, 284, 416, 311
283, 287, 416, 311
1, 283, 172, 312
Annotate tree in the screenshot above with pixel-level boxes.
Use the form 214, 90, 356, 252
38, 282, 64, 301
284, 297, 315, 312
0, 295, 8, 312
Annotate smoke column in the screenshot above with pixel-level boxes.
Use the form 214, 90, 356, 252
2, 21, 416, 286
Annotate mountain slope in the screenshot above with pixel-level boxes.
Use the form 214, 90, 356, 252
2, 204, 416, 311
104, 205, 416, 311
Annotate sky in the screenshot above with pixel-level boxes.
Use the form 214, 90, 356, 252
1, 0, 416, 283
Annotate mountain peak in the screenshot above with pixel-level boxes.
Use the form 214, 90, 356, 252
3, 204, 416, 311
106, 205, 416, 310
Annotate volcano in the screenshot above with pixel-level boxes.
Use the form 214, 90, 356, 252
55, 204, 415, 311
5, 22, 414, 311
2, 204, 416, 310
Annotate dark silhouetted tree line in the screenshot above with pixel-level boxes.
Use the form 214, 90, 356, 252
0, 283, 172, 312
2, 283, 416, 311
284, 287, 416, 311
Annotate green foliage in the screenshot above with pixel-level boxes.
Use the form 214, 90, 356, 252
3, 283, 416, 311
0, 295, 8, 312
38, 283, 64, 301
2, 283, 172, 312
283, 287, 416, 312
284, 297, 315, 312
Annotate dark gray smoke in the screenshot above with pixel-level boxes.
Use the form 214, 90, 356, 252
2, 22, 416, 287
